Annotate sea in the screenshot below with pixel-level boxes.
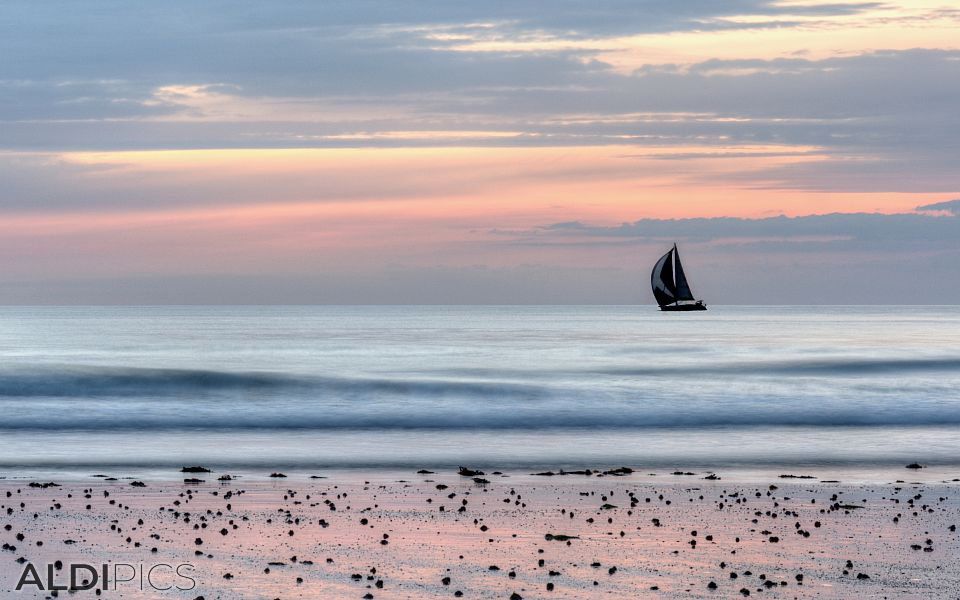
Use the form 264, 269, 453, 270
1, 305, 959, 478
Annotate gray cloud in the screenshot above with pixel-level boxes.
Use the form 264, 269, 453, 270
917, 199, 960, 215
3, 20, 958, 193
518, 205, 959, 247
2, 2, 958, 199
0, 2, 939, 128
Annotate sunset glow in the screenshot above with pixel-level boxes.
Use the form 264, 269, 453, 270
1, 0, 958, 302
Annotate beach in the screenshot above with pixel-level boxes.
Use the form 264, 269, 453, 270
2, 466, 958, 599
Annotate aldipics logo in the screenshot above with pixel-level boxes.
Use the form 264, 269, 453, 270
14, 562, 196, 593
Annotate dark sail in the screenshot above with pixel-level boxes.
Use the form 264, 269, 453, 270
671, 244, 695, 301
651, 243, 705, 310
651, 249, 676, 307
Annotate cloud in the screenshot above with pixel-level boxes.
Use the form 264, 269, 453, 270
514, 204, 959, 248
0, 1, 957, 303
916, 199, 960, 215
2, 41, 958, 196
1, 2, 950, 129
1, 1, 957, 200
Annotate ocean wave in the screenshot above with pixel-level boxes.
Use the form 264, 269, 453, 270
598, 357, 960, 377
2, 357, 957, 399
2, 408, 960, 431
0, 395, 959, 431
0, 366, 543, 398
0, 363, 958, 432
427, 357, 960, 379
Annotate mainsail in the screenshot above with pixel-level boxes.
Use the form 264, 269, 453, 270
651, 244, 695, 307
672, 245, 695, 301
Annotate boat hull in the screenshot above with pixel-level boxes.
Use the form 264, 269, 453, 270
660, 302, 707, 311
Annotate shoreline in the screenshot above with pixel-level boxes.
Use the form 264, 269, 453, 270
7, 425, 960, 473
3, 462, 959, 485
2, 465, 958, 598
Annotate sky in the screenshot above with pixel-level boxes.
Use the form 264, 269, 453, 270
1, 1, 958, 304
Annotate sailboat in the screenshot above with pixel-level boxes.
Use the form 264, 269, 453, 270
651, 243, 707, 311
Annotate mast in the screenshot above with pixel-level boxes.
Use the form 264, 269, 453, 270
672, 244, 678, 305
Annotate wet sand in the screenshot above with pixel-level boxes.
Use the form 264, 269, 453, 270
2, 467, 959, 599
